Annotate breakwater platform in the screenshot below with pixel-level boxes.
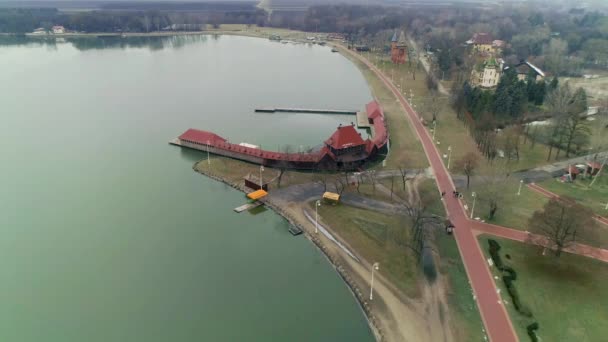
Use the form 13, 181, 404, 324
234, 202, 263, 213
255, 107, 357, 115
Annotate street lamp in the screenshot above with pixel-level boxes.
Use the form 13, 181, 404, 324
259, 165, 264, 190
207, 140, 211, 166
517, 179, 524, 196
432, 121, 437, 141
369, 262, 380, 300
447, 146, 452, 170
315, 200, 321, 234
470, 192, 476, 219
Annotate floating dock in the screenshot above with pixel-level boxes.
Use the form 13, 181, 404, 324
288, 225, 303, 236
255, 107, 357, 115
355, 111, 371, 128
234, 202, 263, 213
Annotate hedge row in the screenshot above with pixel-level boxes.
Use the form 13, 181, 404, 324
487, 239, 539, 341
527, 322, 540, 342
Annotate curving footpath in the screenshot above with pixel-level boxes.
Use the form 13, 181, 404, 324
339, 45, 518, 342
527, 183, 608, 226
472, 221, 608, 263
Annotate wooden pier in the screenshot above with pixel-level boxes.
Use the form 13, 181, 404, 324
234, 201, 263, 213
255, 107, 357, 115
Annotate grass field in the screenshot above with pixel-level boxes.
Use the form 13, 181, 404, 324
461, 177, 548, 230
424, 178, 486, 342
539, 174, 608, 216
314, 202, 421, 298
479, 235, 608, 342
435, 230, 486, 342
194, 155, 313, 188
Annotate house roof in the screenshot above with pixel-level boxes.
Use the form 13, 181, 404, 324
511, 61, 545, 77
179, 129, 227, 144
492, 40, 505, 48
588, 161, 602, 169
566, 165, 581, 174
325, 125, 365, 150
366, 100, 383, 119
397, 31, 407, 46
391, 31, 398, 42
470, 33, 494, 45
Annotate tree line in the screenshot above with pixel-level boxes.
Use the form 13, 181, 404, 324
0, 7, 267, 34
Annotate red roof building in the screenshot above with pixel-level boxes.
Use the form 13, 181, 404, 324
179, 129, 227, 145
174, 100, 390, 171
325, 124, 365, 150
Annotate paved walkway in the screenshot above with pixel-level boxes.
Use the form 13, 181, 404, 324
527, 183, 608, 226
471, 221, 608, 263
339, 45, 518, 342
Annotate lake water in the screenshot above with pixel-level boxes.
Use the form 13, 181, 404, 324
0, 35, 374, 341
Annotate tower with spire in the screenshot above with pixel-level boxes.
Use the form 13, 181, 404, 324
390, 30, 408, 64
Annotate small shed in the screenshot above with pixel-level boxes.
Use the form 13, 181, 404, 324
323, 192, 340, 203
244, 174, 269, 191
587, 161, 602, 176
565, 165, 580, 180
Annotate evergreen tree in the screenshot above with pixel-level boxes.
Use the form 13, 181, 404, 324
534, 81, 546, 105
493, 70, 515, 118
549, 76, 559, 90
509, 80, 528, 118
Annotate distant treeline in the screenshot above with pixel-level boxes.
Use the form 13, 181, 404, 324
99, 1, 258, 12
0, 6, 266, 33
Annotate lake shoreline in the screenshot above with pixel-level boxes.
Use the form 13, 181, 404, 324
191, 160, 385, 341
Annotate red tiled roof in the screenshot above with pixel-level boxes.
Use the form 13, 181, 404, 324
588, 161, 602, 169
471, 33, 493, 45
325, 125, 365, 150
566, 165, 581, 174
179, 129, 227, 144
365, 100, 388, 149
366, 100, 383, 119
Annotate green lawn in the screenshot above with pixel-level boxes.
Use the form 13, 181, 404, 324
314, 202, 421, 298
423, 178, 486, 341
479, 235, 608, 342
435, 230, 486, 342
539, 174, 608, 217
461, 178, 548, 230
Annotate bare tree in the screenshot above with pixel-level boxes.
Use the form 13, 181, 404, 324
454, 152, 479, 189
545, 84, 589, 159
425, 94, 441, 123
399, 167, 408, 191
477, 162, 509, 220
333, 176, 347, 195
528, 198, 597, 257
402, 185, 441, 260
367, 170, 377, 194
502, 126, 521, 162
314, 172, 328, 192
276, 145, 293, 188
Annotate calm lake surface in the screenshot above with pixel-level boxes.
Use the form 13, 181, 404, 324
0, 35, 374, 341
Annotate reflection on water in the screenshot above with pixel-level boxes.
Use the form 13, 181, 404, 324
0, 34, 210, 51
